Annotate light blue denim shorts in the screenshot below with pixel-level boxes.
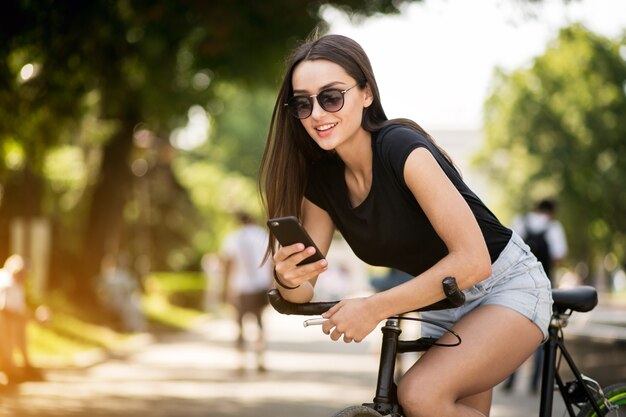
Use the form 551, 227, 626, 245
421, 231, 553, 341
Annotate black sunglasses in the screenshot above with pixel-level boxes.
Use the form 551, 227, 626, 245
284, 84, 359, 119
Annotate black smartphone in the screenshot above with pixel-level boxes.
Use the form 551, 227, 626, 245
266, 216, 325, 265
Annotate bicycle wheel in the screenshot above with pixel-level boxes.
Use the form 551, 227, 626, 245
577, 382, 626, 417
332, 405, 385, 417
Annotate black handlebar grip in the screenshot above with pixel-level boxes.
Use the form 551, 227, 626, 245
416, 276, 465, 312
442, 276, 465, 307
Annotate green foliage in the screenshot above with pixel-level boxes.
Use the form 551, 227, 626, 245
173, 156, 261, 254
476, 24, 626, 269
208, 83, 276, 179
0, 0, 424, 295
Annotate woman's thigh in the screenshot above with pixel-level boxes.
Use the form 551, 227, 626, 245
402, 304, 543, 401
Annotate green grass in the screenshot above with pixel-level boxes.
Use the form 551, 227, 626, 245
141, 293, 206, 329
142, 271, 207, 329
29, 313, 130, 367
28, 271, 209, 368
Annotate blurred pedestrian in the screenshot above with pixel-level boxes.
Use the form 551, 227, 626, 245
504, 198, 568, 394
511, 198, 568, 286
201, 253, 224, 314
100, 253, 146, 333
0, 254, 44, 384
221, 210, 272, 373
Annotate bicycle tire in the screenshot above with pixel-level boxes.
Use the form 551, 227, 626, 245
332, 405, 385, 417
577, 382, 626, 417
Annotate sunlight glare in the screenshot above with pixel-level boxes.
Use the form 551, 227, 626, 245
19, 63, 41, 81
169, 105, 211, 150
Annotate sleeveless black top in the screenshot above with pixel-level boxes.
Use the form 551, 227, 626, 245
304, 124, 512, 276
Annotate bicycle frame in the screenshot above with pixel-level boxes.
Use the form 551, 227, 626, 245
362, 317, 437, 416
267, 277, 464, 417
539, 312, 606, 417
269, 282, 610, 417
365, 303, 608, 417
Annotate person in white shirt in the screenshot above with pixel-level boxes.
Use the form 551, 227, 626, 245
221, 211, 272, 373
0, 254, 44, 384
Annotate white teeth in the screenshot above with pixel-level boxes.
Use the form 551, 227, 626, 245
316, 123, 337, 131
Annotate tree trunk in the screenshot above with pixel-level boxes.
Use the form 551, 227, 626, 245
73, 114, 137, 302
0, 165, 43, 261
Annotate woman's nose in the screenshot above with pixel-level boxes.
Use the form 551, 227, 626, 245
310, 98, 327, 119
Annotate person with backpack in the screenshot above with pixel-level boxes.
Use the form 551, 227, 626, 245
512, 199, 568, 285
503, 198, 568, 393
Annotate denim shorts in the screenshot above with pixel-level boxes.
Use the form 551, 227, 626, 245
421, 231, 553, 341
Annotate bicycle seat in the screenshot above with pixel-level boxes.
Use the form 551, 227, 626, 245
551, 286, 597, 313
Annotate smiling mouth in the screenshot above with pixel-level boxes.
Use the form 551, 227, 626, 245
315, 123, 338, 132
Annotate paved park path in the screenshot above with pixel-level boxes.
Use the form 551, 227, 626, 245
0, 306, 579, 417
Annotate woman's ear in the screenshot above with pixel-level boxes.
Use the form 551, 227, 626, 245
363, 83, 374, 108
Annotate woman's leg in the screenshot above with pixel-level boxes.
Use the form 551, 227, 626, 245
397, 304, 542, 417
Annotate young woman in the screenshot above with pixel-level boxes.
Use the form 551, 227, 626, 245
259, 34, 552, 417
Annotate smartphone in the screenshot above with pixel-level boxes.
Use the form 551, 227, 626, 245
266, 216, 325, 265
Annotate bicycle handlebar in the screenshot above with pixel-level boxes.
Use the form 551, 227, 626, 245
267, 276, 465, 316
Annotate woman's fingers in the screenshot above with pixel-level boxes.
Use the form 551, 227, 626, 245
328, 325, 354, 343
321, 302, 353, 343
275, 243, 324, 266
322, 301, 341, 318
273, 243, 305, 263
321, 317, 334, 335
320, 299, 373, 344
274, 243, 327, 288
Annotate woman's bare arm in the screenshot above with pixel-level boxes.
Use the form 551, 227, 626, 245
370, 147, 492, 319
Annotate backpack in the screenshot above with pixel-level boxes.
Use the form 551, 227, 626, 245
522, 217, 552, 277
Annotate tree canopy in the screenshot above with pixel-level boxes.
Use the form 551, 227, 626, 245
475, 24, 626, 277
0, 0, 419, 301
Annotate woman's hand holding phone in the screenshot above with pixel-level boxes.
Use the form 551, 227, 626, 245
268, 216, 328, 291
272, 242, 328, 290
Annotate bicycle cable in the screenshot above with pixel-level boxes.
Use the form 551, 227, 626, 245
391, 315, 462, 347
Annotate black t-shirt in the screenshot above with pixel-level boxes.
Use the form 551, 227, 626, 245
304, 124, 512, 276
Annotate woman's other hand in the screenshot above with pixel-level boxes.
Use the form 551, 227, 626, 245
321, 297, 381, 343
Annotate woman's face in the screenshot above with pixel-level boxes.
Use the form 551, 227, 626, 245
290, 59, 372, 152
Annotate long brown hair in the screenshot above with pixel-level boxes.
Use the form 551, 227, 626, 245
258, 34, 454, 255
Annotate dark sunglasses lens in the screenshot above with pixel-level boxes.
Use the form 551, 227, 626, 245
318, 89, 344, 112
288, 97, 312, 119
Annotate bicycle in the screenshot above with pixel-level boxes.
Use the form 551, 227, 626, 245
267, 277, 626, 416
